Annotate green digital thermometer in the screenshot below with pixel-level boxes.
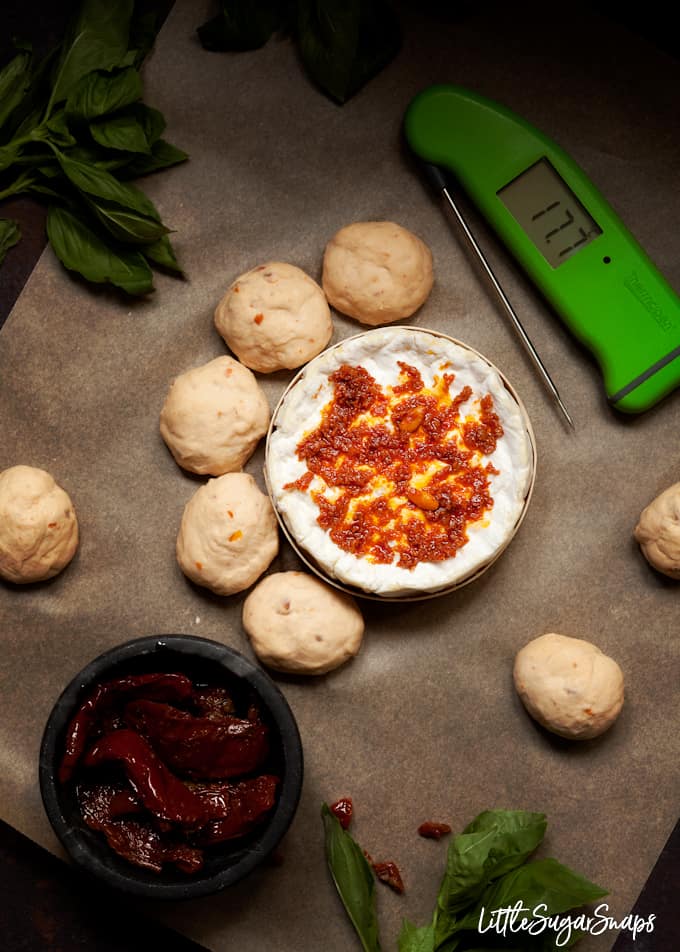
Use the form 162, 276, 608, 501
404, 85, 680, 413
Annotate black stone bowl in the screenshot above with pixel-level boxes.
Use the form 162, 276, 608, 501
39, 634, 303, 899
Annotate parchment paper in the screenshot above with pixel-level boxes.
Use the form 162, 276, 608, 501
1, 2, 679, 949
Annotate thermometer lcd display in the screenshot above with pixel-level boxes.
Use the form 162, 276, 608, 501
498, 158, 602, 268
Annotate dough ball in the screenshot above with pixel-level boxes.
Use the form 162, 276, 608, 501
214, 262, 333, 373
634, 482, 680, 578
513, 633, 624, 740
160, 356, 269, 476
0, 465, 78, 584
322, 221, 434, 326
176, 473, 278, 595
243, 571, 364, 674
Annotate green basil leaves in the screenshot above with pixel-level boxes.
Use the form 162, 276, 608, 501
322, 803, 382, 952
322, 805, 607, 952
198, 0, 283, 53
198, 0, 402, 105
65, 66, 143, 122
296, 0, 401, 105
0, 0, 187, 297
46, 205, 153, 295
46, 0, 134, 117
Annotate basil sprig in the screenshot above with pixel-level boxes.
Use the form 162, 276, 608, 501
0, 0, 187, 296
401, 810, 607, 952
322, 806, 607, 952
198, 0, 402, 105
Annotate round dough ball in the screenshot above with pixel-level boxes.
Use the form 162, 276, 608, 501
176, 473, 278, 595
634, 482, 680, 578
243, 571, 364, 674
0, 465, 78, 583
214, 262, 333, 373
160, 356, 269, 476
513, 633, 624, 740
322, 221, 434, 326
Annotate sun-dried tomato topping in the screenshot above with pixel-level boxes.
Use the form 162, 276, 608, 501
462, 394, 504, 455
289, 361, 503, 569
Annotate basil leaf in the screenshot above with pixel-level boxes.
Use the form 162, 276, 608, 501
27, 181, 63, 200
65, 66, 142, 121
45, 108, 76, 147
0, 52, 32, 130
120, 139, 188, 178
130, 104, 166, 145
3, 47, 58, 143
322, 803, 382, 952
55, 149, 160, 212
398, 920, 437, 952
47, 203, 153, 294
90, 113, 151, 154
55, 151, 169, 243
435, 811, 547, 928
296, 0, 401, 104
88, 196, 169, 244
456, 858, 607, 934
0, 144, 20, 173
35, 162, 66, 179
9, 105, 42, 143
143, 234, 183, 274
198, 0, 284, 52
0, 219, 21, 266
462, 810, 548, 880
47, 0, 134, 115
65, 145, 129, 172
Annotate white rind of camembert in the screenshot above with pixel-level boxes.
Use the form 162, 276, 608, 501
266, 328, 533, 596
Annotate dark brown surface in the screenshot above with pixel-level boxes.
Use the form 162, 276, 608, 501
0, 196, 49, 327
612, 819, 680, 952
0, 818, 208, 952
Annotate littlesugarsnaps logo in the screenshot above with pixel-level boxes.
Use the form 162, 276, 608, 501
478, 901, 656, 947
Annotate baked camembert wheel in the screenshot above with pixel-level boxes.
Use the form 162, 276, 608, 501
266, 328, 534, 597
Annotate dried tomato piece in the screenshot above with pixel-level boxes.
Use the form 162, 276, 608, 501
191, 775, 279, 845
59, 673, 194, 783
124, 700, 268, 778
83, 729, 209, 827
77, 782, 141, 828
372, 860, 405, 894
417, 821, 451, 840
329, 796, 353, 830
104, 819, 202, 874
77, 781, 203, 874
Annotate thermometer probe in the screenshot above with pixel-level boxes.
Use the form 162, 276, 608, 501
422, 161, 574, 427
404, 85, 680, 415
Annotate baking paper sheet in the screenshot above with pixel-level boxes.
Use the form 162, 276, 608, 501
1, 2, 679, 949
